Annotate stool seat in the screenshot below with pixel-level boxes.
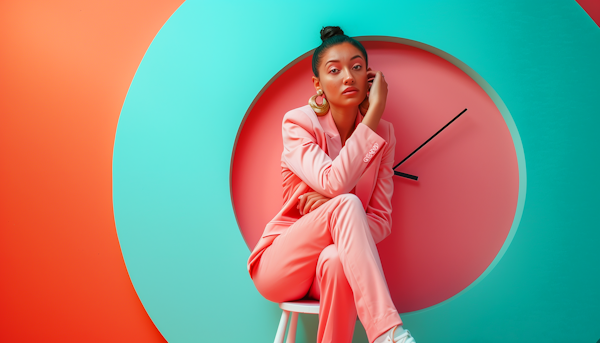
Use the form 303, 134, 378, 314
279, 300, 320, 314
274, 300, 320, 343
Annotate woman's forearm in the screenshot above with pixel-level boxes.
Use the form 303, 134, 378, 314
361, 101, 384, 133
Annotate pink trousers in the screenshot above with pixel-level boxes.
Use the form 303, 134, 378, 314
252, 194, 402, 343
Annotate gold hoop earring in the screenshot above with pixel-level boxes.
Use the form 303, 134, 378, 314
308, 89, 329, 116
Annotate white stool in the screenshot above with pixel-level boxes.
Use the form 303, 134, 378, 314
274, 300, 320, 343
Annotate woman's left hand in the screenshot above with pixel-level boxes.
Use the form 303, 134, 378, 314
297, 191, 330, 215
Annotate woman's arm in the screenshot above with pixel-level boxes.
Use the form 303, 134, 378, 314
365, 123, 396, 244
281, 109, 387, 198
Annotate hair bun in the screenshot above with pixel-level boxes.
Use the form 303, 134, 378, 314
320, 26, 345, 42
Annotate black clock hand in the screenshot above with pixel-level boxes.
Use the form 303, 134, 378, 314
394, 108, 468, 180
394, 171, 419, 180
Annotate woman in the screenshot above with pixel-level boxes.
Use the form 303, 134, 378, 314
247, 26, 416, 343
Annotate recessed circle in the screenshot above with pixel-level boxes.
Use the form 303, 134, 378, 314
232, 40, 520, 313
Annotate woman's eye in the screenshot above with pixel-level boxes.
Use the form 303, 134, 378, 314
353, 65, 362, 70
329, 68, 339, 73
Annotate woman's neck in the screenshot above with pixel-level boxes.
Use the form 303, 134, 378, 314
330, 104, 358, 147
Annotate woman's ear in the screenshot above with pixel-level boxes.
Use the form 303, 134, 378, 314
312, 76, 321, 92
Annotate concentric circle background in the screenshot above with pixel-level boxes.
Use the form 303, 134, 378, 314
1, 0, 599, 342
113, 1, 600, 342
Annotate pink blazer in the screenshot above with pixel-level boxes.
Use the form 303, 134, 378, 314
247, 104, 396, 277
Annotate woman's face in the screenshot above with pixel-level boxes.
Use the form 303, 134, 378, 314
314, 42, 368, 109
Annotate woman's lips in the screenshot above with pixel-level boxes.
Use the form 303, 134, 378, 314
342, 87, 359, 95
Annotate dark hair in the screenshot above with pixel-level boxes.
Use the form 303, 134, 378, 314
312, 26, 368, 77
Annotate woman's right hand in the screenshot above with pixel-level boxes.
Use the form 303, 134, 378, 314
297, 191, 330, 215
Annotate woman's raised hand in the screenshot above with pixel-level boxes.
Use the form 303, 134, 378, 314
297, 191, 331, 215
368, 70, 388, 108
361, 68, 388, 132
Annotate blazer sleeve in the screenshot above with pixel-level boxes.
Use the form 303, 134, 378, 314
366, 123, 396, 245
281, 109, 387, 198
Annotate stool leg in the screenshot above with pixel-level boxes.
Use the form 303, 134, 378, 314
274, 310, 290, 343
285, 312, 298, 343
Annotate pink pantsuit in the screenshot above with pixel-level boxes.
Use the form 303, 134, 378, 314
247, 105, 402, 343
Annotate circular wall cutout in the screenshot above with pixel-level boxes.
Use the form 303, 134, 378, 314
231, 40, 520, 313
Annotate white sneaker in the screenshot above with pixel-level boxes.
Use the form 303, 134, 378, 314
380, 326, 416, 343
392, 327, 416, 343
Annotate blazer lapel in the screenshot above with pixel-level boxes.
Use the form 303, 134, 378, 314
318, 110, 341, 158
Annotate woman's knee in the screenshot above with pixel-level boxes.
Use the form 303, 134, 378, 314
332, 193, 364, 212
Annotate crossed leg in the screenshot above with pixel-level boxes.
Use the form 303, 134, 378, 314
252, 194, 402, 343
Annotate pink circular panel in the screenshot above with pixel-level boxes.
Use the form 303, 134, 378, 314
232, 41, 519, 312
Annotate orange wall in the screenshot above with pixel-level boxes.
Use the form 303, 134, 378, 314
0, 1, 183, 341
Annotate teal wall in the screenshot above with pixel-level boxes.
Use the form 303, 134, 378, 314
113, 1, 600, 342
